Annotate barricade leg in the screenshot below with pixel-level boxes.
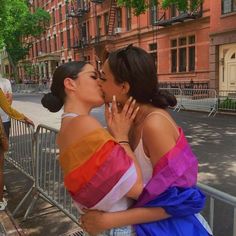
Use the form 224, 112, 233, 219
13, 185, 34, 217
23, 191, 39, 221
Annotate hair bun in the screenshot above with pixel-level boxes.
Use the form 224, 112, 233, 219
41, 92, 63, 113
151, 90, 177, 108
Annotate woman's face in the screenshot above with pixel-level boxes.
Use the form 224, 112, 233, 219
75, 64, 104, 107
98, 60, 127, 104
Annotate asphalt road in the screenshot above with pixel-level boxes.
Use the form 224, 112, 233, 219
11, 93, 236, 236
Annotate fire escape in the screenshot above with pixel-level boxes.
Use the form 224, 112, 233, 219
154, 3, 203, 27
107, 0, 117, 36
66, 0, 90, 60
66, 0, 118, 62
92, 0, 117, 63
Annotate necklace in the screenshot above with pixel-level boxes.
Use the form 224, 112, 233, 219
61, 112, 80, 119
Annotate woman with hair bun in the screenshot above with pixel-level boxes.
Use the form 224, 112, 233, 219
41, 61, 145, 236
81, 45, 212, 236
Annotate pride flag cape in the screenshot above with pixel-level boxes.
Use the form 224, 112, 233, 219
134, 128, 212, 236
59, 128, 137, 211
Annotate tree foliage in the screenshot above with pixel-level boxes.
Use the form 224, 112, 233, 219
117, 0, 203, 16
0, 0, 50, 74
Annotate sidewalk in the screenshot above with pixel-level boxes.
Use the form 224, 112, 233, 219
0, 210, 26, 236
3, 162, 82, 236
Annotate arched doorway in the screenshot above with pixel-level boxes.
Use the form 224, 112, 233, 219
225, 47, 236, 91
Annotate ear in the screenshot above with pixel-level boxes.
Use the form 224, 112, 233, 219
121, 81, 130, 95
64, 78, 77, 91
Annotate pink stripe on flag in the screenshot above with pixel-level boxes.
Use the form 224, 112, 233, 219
71, 144, 133, 208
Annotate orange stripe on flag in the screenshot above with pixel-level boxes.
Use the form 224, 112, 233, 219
59, 128, 114, 175
64, 141, 116, 193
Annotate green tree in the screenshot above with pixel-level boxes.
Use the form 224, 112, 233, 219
117, 0, 203, 16
0, 0, 50, 78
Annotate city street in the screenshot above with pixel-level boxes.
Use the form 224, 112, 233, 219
7, 93, 236, 235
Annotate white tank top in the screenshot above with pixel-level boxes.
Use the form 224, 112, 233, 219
134, 111, 180, 186
134, 139, 153, 186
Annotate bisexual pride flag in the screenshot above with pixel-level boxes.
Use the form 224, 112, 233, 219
59, 128, 137, 212
134, 128, 213, 236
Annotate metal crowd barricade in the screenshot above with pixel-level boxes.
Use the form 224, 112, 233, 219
6, 121, 236, 236
198, 183, 236, 236
33, 124, 79, 223
12, 84, 49, 94
6, 119, 35, 180
6, 122, 81, 227
180, 89, 218, 116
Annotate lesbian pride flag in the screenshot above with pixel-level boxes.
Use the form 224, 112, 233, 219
134, 128, 212, 236
59, 128, 137, 211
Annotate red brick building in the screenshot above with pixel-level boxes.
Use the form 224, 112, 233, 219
19, 0, 236, 92
209, 0, 236, 91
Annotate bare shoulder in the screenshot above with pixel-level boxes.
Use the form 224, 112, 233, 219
143, 110, 178, 134
141, 110, 179, 165
65, 115, 102, 135
57, 115, 103, 148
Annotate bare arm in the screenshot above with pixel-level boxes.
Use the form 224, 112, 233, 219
0, 89, 34, 125
81, 208, 170, 235
6, 92, 13, 104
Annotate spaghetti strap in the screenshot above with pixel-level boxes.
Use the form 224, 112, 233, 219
61, 112, 80, 119
142, 112, 179, 136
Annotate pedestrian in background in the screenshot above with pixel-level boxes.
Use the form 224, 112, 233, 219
0, 73, 13, 141
0, 88, 34, 211
0, 73, 12, 197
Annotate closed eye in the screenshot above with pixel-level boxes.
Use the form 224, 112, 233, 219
99, 76, 107, 81
91, 75, 97, 80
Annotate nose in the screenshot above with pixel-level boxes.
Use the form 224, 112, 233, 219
97, 77, 102, 87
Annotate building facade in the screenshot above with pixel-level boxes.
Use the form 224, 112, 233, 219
19, 0, 236, 91
209, 0, 236, 91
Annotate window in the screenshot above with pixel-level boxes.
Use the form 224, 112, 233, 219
60, 31, 64, 47
150, 52, 157, 68
96, 15, 102, 36
126, 7, 132, 31
67, 29, 71, 48
171, 49, 177, 72
104, 12, 109, 34
170, 4, 177, 17
222, 0, 236, 14
82, 22, 88, 43
59, 5, 63, 22
189, 46, 195, 71
117, 8, 122, 28
179, 48, 186, 72
149, 43, 158, 68
39, 40, 42, 53
149, 43, 157, 51
48, 37, 51, 52
54, 35, 57, 51
44, 38, 47, 53
52, 9, 56, 25
87, 21, 90, 40
170, 35, 195, 73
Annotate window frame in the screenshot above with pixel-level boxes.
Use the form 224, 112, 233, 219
222, 0, 236, 14
170, 35, 196, 73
